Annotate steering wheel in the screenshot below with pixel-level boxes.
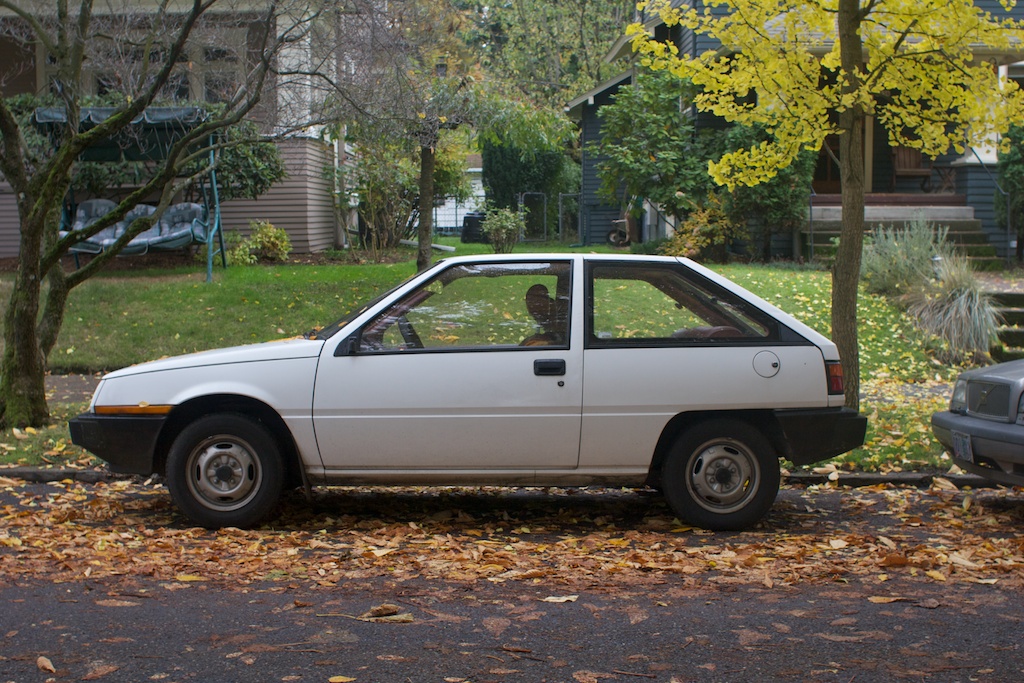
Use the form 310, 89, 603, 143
397, 315, 423, 349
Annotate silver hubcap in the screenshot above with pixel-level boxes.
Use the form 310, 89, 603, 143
185, 435, 261, 511
686, 439, 758, 514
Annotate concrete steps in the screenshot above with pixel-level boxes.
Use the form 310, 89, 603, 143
803, 205, 1002, 270
990, 292, 1024, 362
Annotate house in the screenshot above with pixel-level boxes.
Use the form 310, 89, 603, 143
0, 8, 348, 258
432, 153, 485, 235
568, 1, 1024, 260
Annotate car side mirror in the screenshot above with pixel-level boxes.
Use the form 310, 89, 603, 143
334, 335, 358, 357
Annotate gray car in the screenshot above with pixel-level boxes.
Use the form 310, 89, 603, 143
932, 359, 1024, 487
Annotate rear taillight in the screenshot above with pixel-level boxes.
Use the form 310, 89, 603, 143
825, 361, 845, 395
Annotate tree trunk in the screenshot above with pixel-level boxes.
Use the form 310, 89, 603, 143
417, 145, 436, 273
833, 0, 866, 411
0, 219, 49, 428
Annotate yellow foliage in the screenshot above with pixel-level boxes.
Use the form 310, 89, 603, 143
630, 0, 1024, 188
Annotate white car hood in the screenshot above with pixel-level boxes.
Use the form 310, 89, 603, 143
102, 337, 326, 380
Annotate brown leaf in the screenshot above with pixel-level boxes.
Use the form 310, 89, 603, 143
483, 617, 511, 637
879, 554, 911, 567
816, 633, 866, 643
360, 603, 400, 619
36, 655, 56, 673
734, 629, 771, 646
82, 663, 120, 680
95, 599, 140, 608
355, 604, 414, 623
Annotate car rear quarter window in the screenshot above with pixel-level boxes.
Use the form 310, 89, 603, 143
586, 262, 778, 347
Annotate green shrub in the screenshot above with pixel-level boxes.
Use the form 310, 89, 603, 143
905, 254, 1001, 364
861, 218, 950, 296
630, 238, 670, 255
481, 208, 524, 254
244, 220, 292, 262
196, 230, 253, 266
226, 236, 257, 266
657, 193, 742, 263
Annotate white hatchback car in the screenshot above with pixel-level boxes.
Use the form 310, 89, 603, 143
70, 254, 866, 530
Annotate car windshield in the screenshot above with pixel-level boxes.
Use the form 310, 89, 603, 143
305, 283, 406, 340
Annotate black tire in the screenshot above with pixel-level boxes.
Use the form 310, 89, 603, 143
661, 419, 780, 531
166, 413, 284, 529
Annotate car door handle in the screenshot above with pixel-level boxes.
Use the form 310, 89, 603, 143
534, 359, 566, 376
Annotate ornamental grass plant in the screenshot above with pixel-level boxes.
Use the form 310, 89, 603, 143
905, 253, 1001, 365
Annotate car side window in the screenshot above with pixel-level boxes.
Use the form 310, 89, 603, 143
357, 261, 572, 353
588, 262, 774, 345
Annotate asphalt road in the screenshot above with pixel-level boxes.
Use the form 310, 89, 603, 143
1, 482, 1022, 683
3, 572, 1023, 683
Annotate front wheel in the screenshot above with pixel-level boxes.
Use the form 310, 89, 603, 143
166, 413, 284, 529
661, 420, 780, 531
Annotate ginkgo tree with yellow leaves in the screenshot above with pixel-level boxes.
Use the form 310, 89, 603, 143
629, 0, 1024, 409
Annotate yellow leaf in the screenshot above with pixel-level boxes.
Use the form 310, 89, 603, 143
868, 596, 907, 603
541, 595, 579, 603
24, 426, 37, 435
175, 574, 207, 582
329, 677, 357, 682
37, 656, 56, 673
926, 570, 947, 582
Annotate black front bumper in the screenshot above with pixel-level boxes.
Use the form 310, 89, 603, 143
68, 413, 166, 475
774, 407, 867, 466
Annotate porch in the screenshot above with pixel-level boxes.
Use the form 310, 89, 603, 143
801, 192, 1004, 269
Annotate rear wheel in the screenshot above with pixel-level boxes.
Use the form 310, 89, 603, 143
166, 413, 284, 529
661, 419, 779, 531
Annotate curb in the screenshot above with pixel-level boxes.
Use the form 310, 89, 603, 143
0, 467, 1001, 490
0, 467, 120, 484
784, 471, 997, 489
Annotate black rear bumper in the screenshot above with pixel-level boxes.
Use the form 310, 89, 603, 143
68, 413, 165, 475
774, 407, 867, 466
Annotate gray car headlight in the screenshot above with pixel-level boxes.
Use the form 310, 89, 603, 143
1017, 393, 1024, 425
950, 379, 967, 414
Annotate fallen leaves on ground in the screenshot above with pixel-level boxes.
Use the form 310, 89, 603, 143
0, 479, 1022, 592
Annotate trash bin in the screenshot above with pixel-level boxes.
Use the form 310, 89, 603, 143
461, 211, 489, 243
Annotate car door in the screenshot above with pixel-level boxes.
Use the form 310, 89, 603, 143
311, 259, 583, 472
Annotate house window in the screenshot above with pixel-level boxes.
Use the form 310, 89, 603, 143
40, 28, 246, 104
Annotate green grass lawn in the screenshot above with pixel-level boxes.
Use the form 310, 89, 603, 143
0, 241, 964, 472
